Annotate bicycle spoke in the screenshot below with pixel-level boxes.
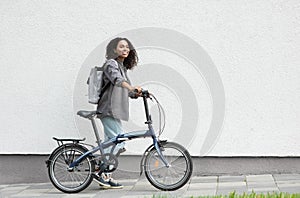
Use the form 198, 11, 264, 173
53, 168, 68, 176
54, 171, 68, 182
171, 164, 188, 172
73, 171, 86, 183
171, 160, 188, 166
168, 166, 185, 178
72, 170, 90, 177
74, 174, 82, 185
168, 168, 176, 185
54, 161, 69, 168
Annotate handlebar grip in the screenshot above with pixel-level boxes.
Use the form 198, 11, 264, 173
128, 89, 150, 99
128, 89, 139, 99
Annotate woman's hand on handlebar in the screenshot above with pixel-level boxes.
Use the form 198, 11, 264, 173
129, 86, 142, 99
135, 86, 142, 96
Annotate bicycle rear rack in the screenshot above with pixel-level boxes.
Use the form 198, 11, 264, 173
52, 137, 86, 147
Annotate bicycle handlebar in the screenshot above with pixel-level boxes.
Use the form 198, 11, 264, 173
129, 88, 150, 99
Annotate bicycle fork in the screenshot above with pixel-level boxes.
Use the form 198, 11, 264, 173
153, 139, 171, 168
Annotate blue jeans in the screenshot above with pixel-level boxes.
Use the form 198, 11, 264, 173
100, 116, 125, 155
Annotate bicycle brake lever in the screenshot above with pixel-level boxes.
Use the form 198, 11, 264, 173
148, 93, 153, 100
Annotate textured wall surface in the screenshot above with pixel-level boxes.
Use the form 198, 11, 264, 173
0, 0, 299, 156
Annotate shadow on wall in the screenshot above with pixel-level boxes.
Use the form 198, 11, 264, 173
73, 27, 225, 157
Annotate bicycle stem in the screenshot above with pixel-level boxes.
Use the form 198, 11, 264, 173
142, 93, 152, 124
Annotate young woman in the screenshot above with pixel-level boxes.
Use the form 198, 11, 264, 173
94, 37, 141, 189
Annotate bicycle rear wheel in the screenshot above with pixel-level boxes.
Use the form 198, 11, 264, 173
144, 142, 193, 191
48, 145, 95, 193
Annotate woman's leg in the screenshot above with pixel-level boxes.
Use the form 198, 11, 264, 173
98, 116, 124, 188
100, 116, 125, 155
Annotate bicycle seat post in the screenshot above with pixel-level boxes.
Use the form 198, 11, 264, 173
90, 116, 102, 147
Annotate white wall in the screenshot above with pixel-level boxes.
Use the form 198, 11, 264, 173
0, 0, 299, 156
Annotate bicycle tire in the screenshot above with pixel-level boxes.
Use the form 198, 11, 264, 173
48, 144, 95, 193
144, 141, 193, 191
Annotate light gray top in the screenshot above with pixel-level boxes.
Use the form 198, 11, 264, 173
96, 59, 131, 121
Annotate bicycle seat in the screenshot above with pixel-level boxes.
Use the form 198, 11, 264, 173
77, 110, 97, 118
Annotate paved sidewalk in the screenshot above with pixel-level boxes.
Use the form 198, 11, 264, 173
0, 174, 300, 198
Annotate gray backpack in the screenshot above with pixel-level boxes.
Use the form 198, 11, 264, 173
87, 66, 105, 104
87, 59, 118, 104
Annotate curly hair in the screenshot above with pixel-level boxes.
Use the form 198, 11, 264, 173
105, 37, 138, 70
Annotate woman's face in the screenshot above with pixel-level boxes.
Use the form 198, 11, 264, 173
115, 40, 130, 59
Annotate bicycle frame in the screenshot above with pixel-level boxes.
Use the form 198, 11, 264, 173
69, 91, 170, 169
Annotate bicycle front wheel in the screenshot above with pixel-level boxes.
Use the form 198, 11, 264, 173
48, 145, 95, 193
144, 142, 193, 191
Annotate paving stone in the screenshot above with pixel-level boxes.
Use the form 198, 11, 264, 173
247, 187, 280, 193
46, 188, 62, 194
0, 185, 9, 194
273, 174, 300, 182
247, 182, 277, 188
26, 185, 52, 190
218, 182, 247, 188
22, 196, 63, 198
62, 194, 98, 198
277, 183, 300, 188
184, 189, 216, 197
0, 186, 30, 197
94, 189, 136, 198
246, 174, 274, 182
129, 184, 158, 192
278, 187, 300, 193
276, 180, 300, 185
0, 184, 9, 188
219, 175, 246, 183
11, 196, 42, 198
130, 180, 155, 187
0, 186, 29, 192
191, 176, 218, 183
188, 182, 217, 190
217, 181, 248, 196
217, 188, 247, 195
12, 188, 51, 196
121, 195, 153, 198
122, 190, 162, 198
153, 190, 187, 197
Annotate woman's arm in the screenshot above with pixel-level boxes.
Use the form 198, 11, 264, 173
104, 60, 141, 93
121, 81, 134, 91
104, 60, 127, 87
121, 81, 142, 95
